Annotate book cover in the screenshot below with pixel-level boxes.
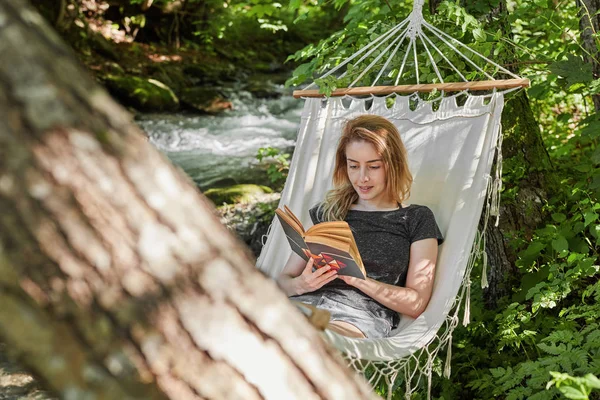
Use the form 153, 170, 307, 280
275, 206, 366, 280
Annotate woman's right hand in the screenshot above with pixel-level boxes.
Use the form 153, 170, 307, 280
292, 258, 338, 295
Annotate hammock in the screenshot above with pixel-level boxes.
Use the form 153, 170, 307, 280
256, 0, 527, 397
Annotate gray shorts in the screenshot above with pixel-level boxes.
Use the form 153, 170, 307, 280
291, 293, 392, 339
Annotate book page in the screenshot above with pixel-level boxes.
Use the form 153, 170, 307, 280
275, 208, 305, 235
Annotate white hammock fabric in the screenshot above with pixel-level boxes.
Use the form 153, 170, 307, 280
256, 91, 504, 395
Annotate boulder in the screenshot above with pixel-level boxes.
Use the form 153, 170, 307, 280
204, 184, 273, 205
104, 75, 179, 112
180, 87, 233, 114
148, 64, 191, 94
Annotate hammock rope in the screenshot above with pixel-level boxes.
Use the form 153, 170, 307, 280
304, 0, 521, 94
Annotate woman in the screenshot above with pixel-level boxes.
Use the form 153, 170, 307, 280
277, 115, 444, 339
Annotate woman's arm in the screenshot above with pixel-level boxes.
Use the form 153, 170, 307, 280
277, 252, 338, 296
338, 238, 438, 318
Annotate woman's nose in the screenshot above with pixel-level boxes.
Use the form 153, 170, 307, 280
360, 170, 370, 182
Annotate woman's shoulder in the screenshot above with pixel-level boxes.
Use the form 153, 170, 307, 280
402, 204, 437, 220
403, 204, 444, 243
402, 203, 430, 211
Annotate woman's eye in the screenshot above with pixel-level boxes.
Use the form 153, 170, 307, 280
349, 165, 359, 169
369, 166, 380, 170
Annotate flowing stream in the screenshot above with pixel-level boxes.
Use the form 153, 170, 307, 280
137, 84, 302, 190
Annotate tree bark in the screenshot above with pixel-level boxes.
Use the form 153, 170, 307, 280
428, 0, 443, 15
482, 91, 554, 306
578, 0, 600, 111
0, 1, 377, 399
460, 0, 556, 307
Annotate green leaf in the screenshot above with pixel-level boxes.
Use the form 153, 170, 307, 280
557, 386, 588, 399
592, 147, 600, 165
552, 213, 567, 223
582, 374, 600, 389
522, 241, 546, 257
552, 236, 569, 252
473, 28, 487, 42
584, 212, 598, 227
575, 164, 592, 173
549, 54, 593, 86
590, 78, 600, 95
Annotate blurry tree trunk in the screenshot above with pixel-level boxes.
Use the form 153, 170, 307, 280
0, 1, 376, 399
578, 0, 600, 111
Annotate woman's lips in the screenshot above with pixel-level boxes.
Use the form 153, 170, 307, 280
358, 186, 373, 193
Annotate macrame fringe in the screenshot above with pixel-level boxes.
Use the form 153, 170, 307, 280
481, 250, 489, 288
404, 367, 412, 400
443, 332, 453, 378
491, 126, 504, 227
463, 282, 471, 326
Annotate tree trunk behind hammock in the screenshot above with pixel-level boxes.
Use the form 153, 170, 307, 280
480, 1, 556, 308
483, 91, 555, 307
0, 1, 377, 399
429, 0, 555, 307
578, 0, 600, 111
466, 0, 555, 307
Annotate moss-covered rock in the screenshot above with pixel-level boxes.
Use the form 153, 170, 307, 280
204, 184, 273, 205
180, 87, 233, 114
148, 64, 191, 94
104, 75, 179, 112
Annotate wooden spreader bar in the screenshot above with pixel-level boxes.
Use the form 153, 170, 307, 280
293, 78, 530, 98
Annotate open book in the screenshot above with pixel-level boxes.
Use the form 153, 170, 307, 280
275, 205, 366, 279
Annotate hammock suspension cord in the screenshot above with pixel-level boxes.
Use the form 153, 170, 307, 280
295, 0, 528, 98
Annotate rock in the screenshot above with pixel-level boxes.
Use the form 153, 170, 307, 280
204, 184, 273, 205
148, 64, 191, 94
182, 65, 215, 85
182, 63, 238, 85
180, 87, 233, 114
217, 192, 281, 258
90, 32, 120, 62
104, 75, 179, 112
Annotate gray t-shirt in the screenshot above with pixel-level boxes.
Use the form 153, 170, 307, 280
301, 203, 444, 328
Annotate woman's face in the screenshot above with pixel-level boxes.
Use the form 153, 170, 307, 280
345, 140, 390, 206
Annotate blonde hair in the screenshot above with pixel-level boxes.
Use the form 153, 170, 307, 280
320, 115, 412, 221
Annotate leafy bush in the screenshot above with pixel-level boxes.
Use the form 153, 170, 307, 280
256, 146, 290, 191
